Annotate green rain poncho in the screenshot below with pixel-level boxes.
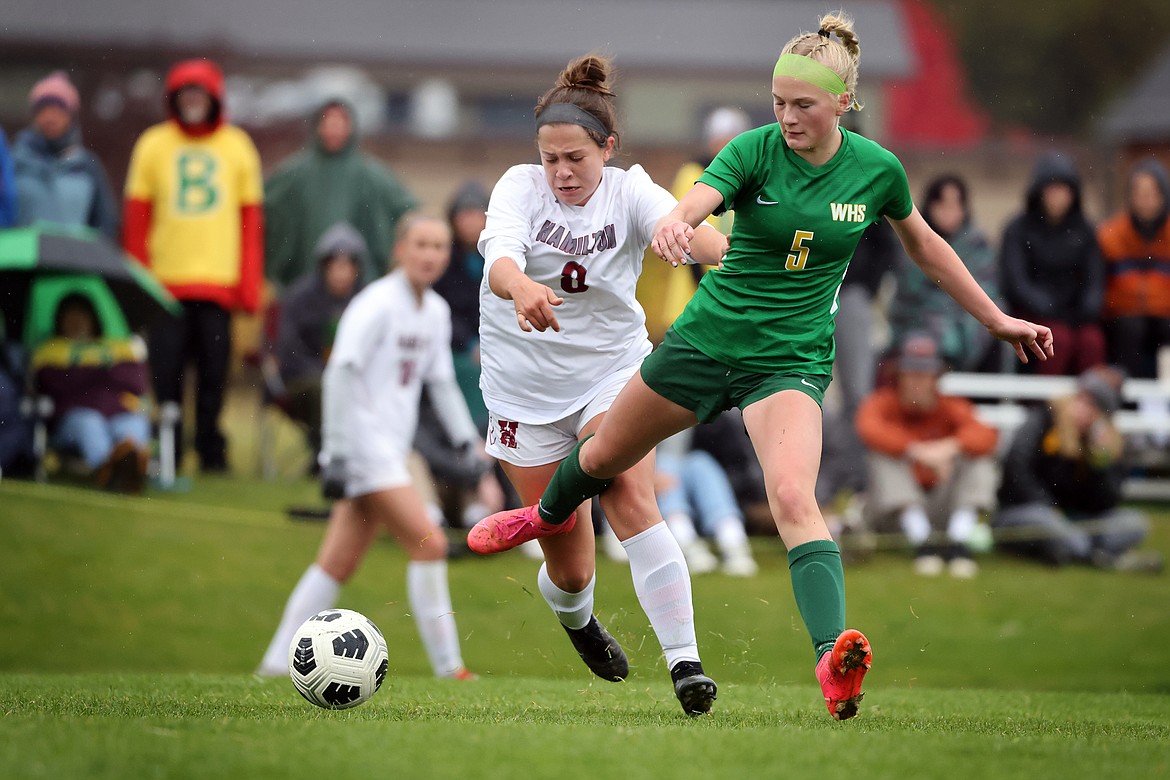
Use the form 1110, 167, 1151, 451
263, 99, 417, 287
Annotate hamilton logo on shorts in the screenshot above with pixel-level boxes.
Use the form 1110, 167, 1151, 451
496, 420, 519, 449
830, 202, 867, 223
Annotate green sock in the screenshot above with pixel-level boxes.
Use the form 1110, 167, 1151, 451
787, 539, 846, 661
537, 435, 612, 524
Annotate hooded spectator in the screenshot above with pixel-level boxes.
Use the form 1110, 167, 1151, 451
264, 98, 417, 288
274, 221, 366, 460
999, 152, 1106, 375
431, 181, 490, 428
123, 58, 264, 472
32, 293, 151, 493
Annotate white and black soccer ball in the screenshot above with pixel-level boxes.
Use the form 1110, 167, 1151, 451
288, 608, 389, 709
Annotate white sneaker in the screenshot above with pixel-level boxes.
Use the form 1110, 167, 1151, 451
721, 545, 759, 577
913, 554, 945, 577
948, 556, 978, 579
682, 540, 719, 575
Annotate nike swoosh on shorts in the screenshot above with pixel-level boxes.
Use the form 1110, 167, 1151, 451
756, 195, 779, 205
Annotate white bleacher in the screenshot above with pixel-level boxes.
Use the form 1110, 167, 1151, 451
938, 373, 1170, 436
937, 372, 1170, 500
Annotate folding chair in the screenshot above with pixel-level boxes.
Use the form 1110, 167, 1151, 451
21, 276, 178, 486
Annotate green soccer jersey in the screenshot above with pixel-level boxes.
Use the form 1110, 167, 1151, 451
673, 125, 913, 373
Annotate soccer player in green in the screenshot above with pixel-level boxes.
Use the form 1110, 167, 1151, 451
470, 12, 1054, 719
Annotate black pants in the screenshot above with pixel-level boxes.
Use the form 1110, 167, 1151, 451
150, 300, 231, 469
1105, 316, 1170, 379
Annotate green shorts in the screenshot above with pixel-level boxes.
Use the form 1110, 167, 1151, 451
640, 328, 831, 424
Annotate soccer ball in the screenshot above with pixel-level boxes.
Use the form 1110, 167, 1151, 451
288, 608, 389, 709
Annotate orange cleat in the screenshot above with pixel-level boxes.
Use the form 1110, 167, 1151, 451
449, 667, 478, 681
815, 629, 872, 720
467, 504, 576, 555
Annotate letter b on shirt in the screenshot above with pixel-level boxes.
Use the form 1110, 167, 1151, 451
175, 150, 219, 214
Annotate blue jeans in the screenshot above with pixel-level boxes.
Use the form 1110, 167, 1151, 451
992, 503, 1148, 565
657, 449, 743, 535
54, 408, 151, 469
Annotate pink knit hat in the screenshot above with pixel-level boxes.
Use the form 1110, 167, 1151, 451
29, 71, 80, 114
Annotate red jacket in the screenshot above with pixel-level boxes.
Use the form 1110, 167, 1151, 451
855, 386, 998, 489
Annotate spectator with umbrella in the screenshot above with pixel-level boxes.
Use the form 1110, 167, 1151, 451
0, 224, 178, 489
31, 293, 151, 493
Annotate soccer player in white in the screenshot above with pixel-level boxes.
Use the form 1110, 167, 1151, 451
468, 55, 728, 716
258, 215, 482, 681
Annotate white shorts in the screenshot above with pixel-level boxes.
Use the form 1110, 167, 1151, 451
485, 363, 637, 467
345, 447, 413, 498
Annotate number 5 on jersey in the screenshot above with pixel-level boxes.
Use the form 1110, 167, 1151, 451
786, 230, 814, 271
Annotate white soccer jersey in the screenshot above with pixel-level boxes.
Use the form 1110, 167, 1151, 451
328, 270, 467, 465
478, 163, 677, 423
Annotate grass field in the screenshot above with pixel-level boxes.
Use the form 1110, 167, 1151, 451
2, 471, 1169, 779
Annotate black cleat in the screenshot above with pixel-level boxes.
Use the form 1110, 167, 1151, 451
671, 660, 717, 717
563, 616, 629, 682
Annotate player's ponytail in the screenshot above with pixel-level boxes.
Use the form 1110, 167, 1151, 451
556, 55, 616, 97
818, 13, 860, 61
780, 11, 863, 111
535, 54, 620, 149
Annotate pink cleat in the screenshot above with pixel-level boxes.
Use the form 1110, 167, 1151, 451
467, 504, 576, 555
815, 629, 872, 720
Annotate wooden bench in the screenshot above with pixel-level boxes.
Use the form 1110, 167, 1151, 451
937, 372, 1170, 500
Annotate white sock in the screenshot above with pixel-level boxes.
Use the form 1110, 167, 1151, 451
623, 522, 699, 669
259, 563, 341, 674
899, 505, 932, 547
407, 560, 464, 677
946, 506, 978, 544
664, 511, 699, 547
537, 563, 595, 630
712, 516, 749, 555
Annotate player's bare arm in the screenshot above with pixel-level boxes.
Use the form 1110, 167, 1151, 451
889, 207, 1054, 364
652, 183, 726, 264
487, 255, 563, 333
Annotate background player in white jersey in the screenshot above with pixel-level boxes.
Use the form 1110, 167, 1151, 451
258, 215, 482, 681
468, 55, 728, 716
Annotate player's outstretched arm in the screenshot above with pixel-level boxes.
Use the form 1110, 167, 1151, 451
319, 359, 357, 499
889, 208, 1054, 364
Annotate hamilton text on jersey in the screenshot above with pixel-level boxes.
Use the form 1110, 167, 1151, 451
535, 220, 618, 256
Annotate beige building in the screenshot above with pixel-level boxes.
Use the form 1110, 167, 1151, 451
1, 0, 915, 210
